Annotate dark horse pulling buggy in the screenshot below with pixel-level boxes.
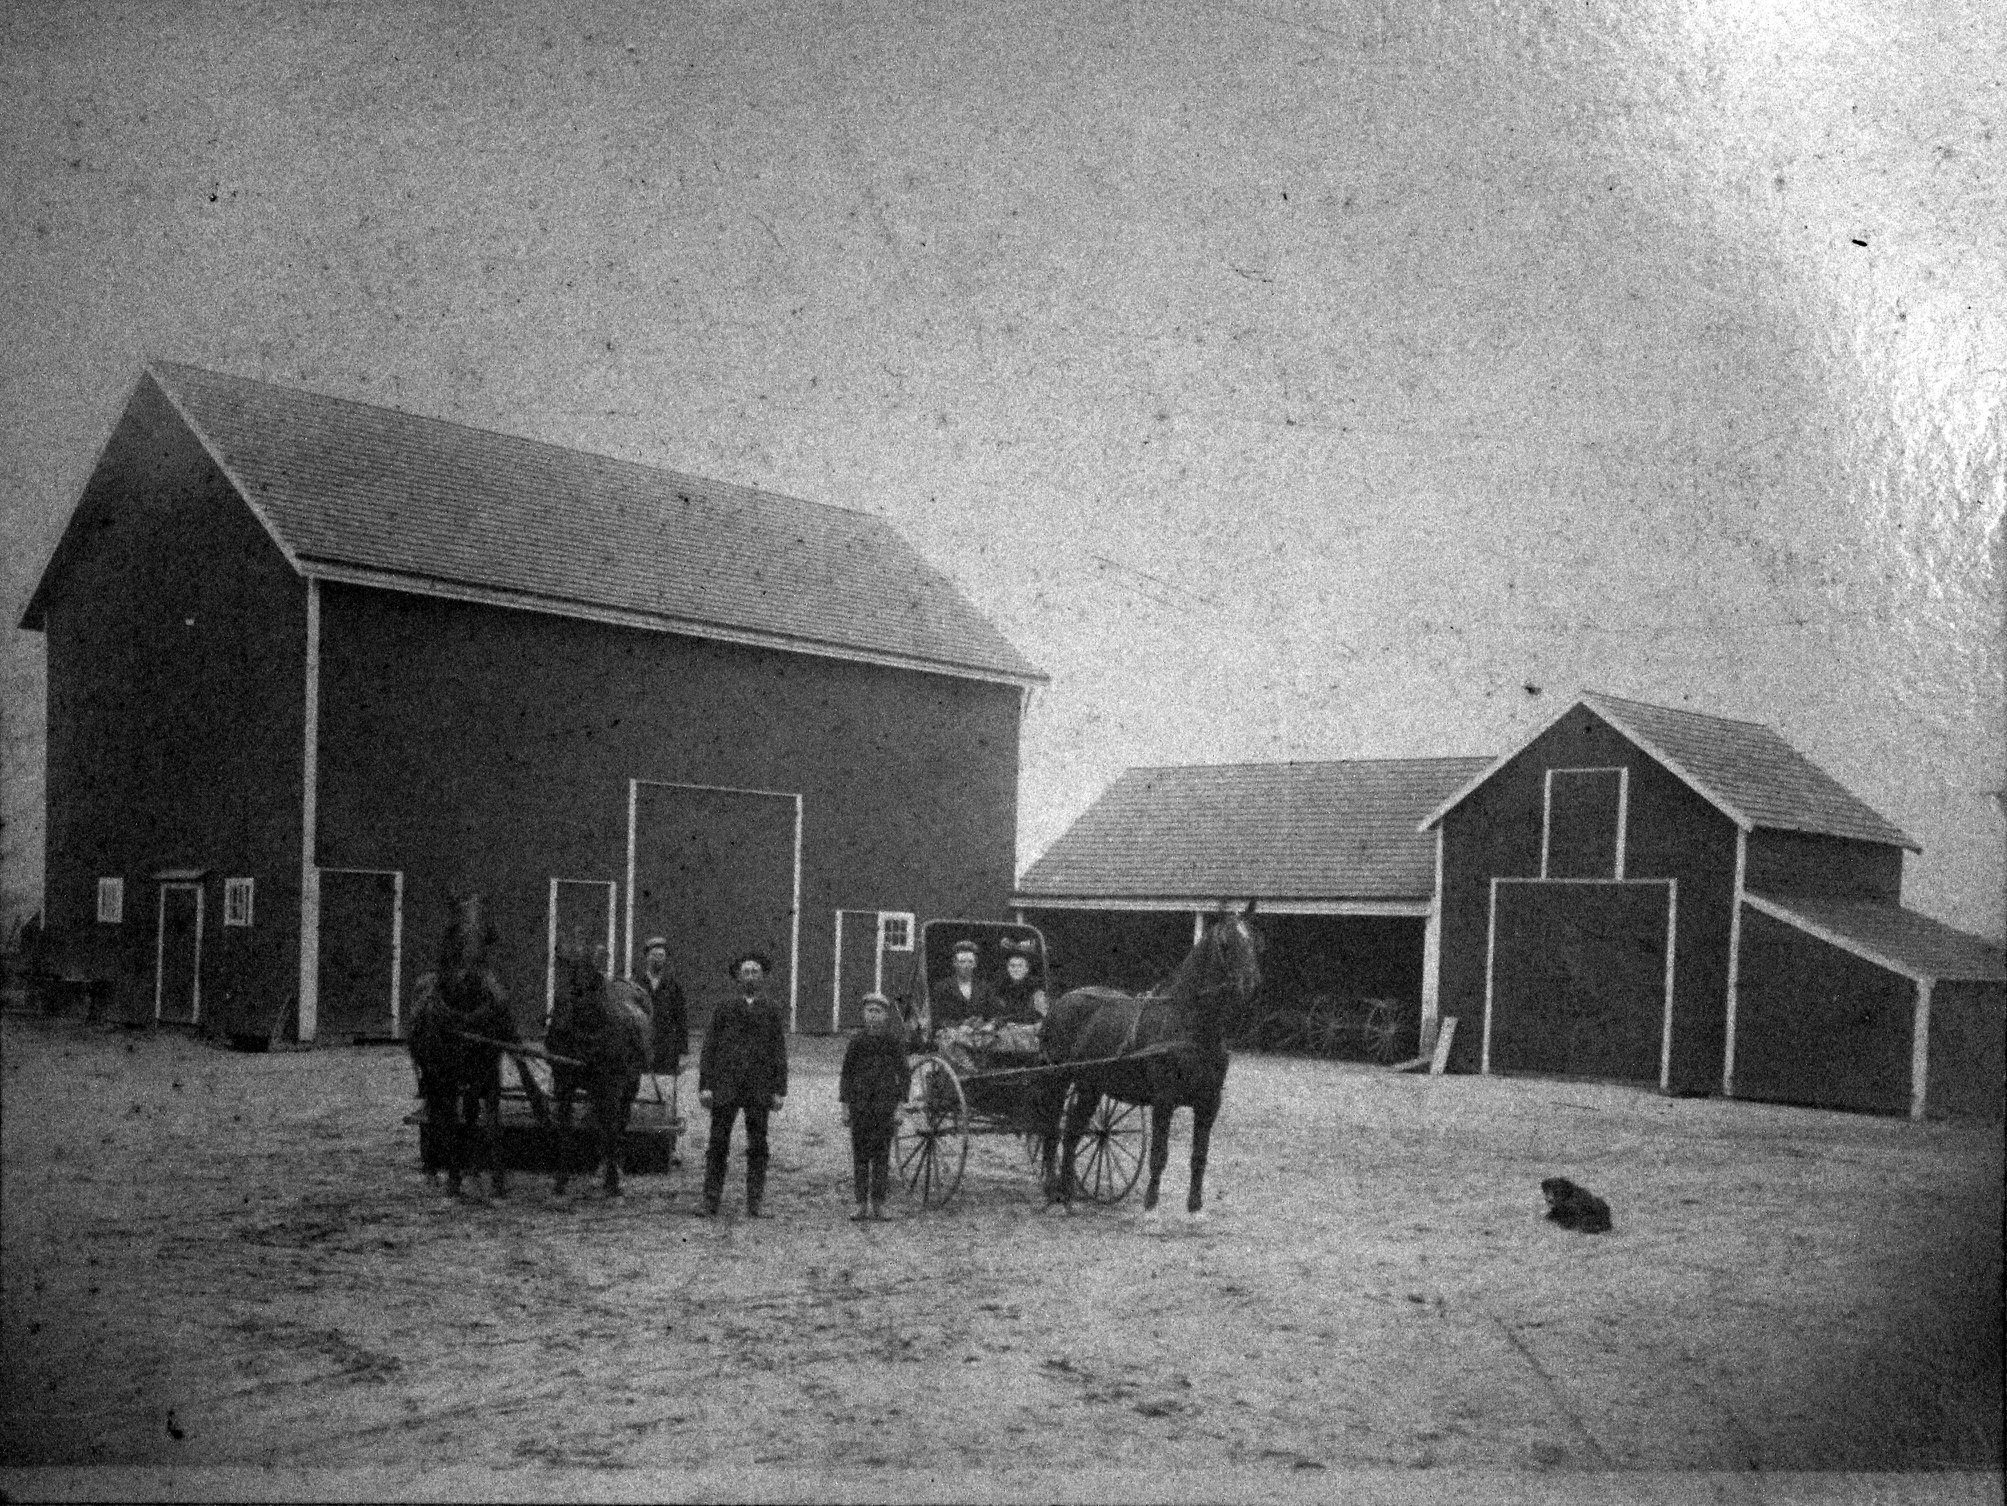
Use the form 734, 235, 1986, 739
895, 908, 1264, 1213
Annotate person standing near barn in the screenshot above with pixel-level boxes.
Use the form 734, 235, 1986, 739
838, 992, 909, 1222
636, 936, 689, 1077
698, 951, 788, 1218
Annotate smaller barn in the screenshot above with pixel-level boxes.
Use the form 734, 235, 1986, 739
1421, 691, 2004, 1118
1013, 758, 1492, 1053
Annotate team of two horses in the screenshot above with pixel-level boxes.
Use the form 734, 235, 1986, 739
407, 895, 650, 1198
408, 895, 1265, 1215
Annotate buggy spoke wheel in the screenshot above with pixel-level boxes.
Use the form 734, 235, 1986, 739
895, 1056, 967, 1208
1067, 1088, 1144, 1204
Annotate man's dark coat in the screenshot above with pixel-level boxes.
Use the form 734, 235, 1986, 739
699, 993, 788, 1106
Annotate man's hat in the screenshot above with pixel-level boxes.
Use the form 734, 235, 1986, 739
951, 939, 980, 959
860, 991, 891, 1008
642, 936, 669, 953
727, 950, 773, 979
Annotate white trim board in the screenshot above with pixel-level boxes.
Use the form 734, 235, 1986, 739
1011, 895, 1431, 917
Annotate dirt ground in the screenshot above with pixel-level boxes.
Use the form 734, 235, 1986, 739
1, 1013, 2000, 1502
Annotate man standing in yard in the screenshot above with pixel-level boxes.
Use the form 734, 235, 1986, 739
698, 951, 788, 1218
637, 936, 688, 1078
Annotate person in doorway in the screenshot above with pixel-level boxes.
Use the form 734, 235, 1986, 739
838, 992, 909, 1222
698, 951, 788, 1217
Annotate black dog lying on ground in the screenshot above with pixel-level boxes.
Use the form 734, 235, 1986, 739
1542, 1177, 1612, 1233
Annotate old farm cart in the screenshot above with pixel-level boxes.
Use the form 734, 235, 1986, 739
894, 920, 1149, 1208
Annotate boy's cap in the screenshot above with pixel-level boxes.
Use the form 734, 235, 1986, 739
861, 992, 891, 1007
643, 936, 669, 952
951, 939, 980, 958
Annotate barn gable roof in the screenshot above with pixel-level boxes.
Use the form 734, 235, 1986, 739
23, 364, 1044, 688
1016, 757, 1493, 904
1743, 892, 2006, 984
1418, 692, 1918, 852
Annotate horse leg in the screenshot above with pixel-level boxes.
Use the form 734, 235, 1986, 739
1053, 1088, 1092, 1211
1187, 1095, 1219, 1215
551, 1072, 575, 1195
600, 1082, 632, 1197
1142, 1102, 1173, 1213
485, 1075, 507, 1199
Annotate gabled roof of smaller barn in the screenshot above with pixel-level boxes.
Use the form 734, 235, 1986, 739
1744, 893, 2006, 984
1419, 692, 1918, 851
23, 364, 1044, 688
1017, 757, 1493, 902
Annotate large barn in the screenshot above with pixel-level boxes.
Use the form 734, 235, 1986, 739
1421, 692, 2004, 1118
1013, 758, 1492, 1051
21, 364, 1044, 1042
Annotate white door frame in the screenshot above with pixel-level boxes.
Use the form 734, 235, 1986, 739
548, 877, 619, 1020
626, 778, 805, 1030
316, 867, 406, 1033
154, 882, 205, 1024
831, 907, 885, 1031
1483, 876, 1678, 1087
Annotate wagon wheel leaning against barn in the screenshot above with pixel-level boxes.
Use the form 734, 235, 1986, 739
1360, 998, 1410, 1065
896, 1055, 968, 1208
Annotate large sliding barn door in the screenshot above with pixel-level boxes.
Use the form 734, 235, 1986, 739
1485, 879, 1674, 1085
628, 781, 801, 1033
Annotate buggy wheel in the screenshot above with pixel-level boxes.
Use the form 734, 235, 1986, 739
1066, 1087, 1145, 1204
896, 1056, 968, 1208
1362, 998, 1407, 1065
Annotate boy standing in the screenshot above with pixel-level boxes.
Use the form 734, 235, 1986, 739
838, 992, 909, 1222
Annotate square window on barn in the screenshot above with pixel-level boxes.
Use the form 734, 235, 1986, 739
879, 912, 915, 952
224, 877, 255, 927
1544, 768, 1626, 879
97, 877, 124, 924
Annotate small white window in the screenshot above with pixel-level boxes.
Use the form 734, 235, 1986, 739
224, 878, 255, 928
97, 877, 124, 924
879, 912, 915, 952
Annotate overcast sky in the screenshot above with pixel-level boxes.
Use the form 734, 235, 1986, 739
2, 0, 2001, 938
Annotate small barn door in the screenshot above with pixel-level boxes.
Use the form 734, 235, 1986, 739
316, 870, 402, 1040
547, 879, 618, 1022
155, 883, 204, 1025
1486, 879, 1673, 1084
630, 781, 801, 1034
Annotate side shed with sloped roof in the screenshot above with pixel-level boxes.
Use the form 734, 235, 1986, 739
1013, 758, 1492, 1056
22, 364, 1044, 1042
1420, 692, 2003, 1117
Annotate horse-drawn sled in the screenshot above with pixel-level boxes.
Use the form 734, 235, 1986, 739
407, 901, 680, 1196
893, 910, 1263, 1214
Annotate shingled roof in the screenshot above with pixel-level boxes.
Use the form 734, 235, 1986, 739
1420, 692, 1918, 851
1017, 758, 1493, 902
1744, 893, 2005, 983
24, 364, 1043, 687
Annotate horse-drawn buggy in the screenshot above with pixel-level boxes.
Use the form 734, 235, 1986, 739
893, 908, 1264, 1215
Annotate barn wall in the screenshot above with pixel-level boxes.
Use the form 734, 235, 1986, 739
315, 584, 1021, 1034
1733, 908, 1915, 1115
37, 377, 306, 1032
1745, 829, 1904, 903
1925, 981, 2006, 1121
1437, 703, 1737, 1090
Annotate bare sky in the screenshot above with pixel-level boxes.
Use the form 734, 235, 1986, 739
2, 0, 2001, 937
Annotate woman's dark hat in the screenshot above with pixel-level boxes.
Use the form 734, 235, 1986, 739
1001, 938, 1037, 956
727, 951, 773, 979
